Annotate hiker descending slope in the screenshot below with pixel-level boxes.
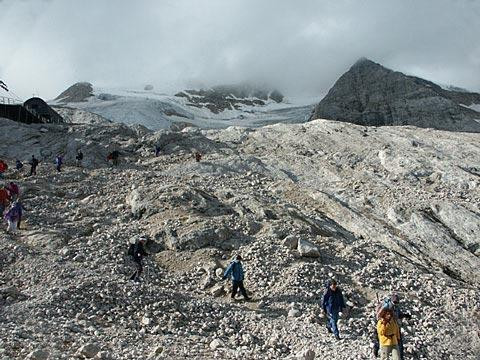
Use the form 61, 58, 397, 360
377, 308, 401, 360
107, 150, 120, 166
322, 279, 347, 340
76, 150, 84, 167
128, 237, 148, 282
223, 255, 251, 301
15, 159, 23, 172
0, 159, 8, 179
4, 201, 25, 233
373, 293, 411, 359
55, 155, 63, 172
29, 155, 39, 176
6, 182, 19, 202
194, 152, 202, 162
0, 186, 9, 216
155, 145, 161, 157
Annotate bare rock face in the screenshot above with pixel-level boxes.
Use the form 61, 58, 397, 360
310, 58, 480, 132
175, 84, 284, 113
54, 82, 94, 103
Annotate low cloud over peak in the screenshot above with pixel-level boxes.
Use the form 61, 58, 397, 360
1, 0, 479, 100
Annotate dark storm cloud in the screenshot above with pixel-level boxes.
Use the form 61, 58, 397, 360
1, 0, 479, 100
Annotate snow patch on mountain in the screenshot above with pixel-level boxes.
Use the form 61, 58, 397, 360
50, 84, 315, 130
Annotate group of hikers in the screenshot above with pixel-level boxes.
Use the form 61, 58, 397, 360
3, 144, 406, 358
127, 236, 408, 359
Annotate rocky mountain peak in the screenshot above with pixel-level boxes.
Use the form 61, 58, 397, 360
311, 60, 480, 132
54, 82, 94, 103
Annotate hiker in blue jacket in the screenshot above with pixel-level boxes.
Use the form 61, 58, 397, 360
223, 255, 251, 301
322, 279, 347, 340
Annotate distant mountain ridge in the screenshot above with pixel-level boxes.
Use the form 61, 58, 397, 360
175, 84, 284, 114
50, 83, 309, 130
310, 58, 480, 132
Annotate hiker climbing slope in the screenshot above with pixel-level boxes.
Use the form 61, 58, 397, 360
107, 151, 120, 166
15, 159, 23, 172
6, 182, 19, 202
29, 155, 39, 176
0, 160, 7, 179
4, 201, 25, 233
76, 150, 84, 167
223, 255, 251, 301
55, 155, 63, 172
322, 279, 347, 340
128, 237, 148, 282
373, 293, 411, 359
377, 308, 401, 360
0, 186, 9, 216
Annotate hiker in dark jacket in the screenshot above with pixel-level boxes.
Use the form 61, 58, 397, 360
29, 155, 39, 176
55, 155, 63, 172
108, 150, 120, 166
129, 237, 148, 282
155, 145, 161, 157
194, 152, 202, 162
15, 159, 23, 172
322, 279, 347, 340
76, 150, 84, 167
223, 255, 251, 301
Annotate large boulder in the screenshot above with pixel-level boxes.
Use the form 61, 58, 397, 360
297, 239, 320, 258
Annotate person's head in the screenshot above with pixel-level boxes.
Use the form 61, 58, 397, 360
391, 293, 399, 305
235, 254, 242, 261
329, 279, 338, 291
380, 308, 394, 322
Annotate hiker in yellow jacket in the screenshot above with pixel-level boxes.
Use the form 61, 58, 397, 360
377, 308, 401, 360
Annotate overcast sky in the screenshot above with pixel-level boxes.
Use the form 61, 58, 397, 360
1, 0, 479, 100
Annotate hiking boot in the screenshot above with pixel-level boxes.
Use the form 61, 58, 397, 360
335, 335, 341, 340
326, 325, 332, 334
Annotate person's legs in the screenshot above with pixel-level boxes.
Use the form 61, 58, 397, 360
379, 346, 391, 360
7, 219, 17, 233
328, 310, 340, 337
398, 332, 404, 360
130, 258, 142, 281
238, 281, 249, 299
373, 327, 380, 357
231, 280, 239, 298
391, 345, 400, 360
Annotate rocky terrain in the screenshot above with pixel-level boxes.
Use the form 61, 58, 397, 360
0, 115, 479, 359
310, 58, 480, 132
